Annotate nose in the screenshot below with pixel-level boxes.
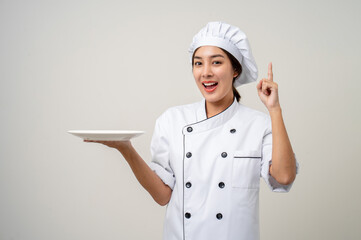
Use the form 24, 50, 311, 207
202, 63, 213, 78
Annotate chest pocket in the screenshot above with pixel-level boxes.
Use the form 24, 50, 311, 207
232, 150, 261, 189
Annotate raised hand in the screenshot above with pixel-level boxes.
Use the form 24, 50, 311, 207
256, 62, 281, 111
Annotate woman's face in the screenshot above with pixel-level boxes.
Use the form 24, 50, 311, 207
192, 46, 237, 105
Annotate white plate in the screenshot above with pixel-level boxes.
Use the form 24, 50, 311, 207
68, 130, 144, 141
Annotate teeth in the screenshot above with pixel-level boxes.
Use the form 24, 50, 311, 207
203, 82, 217, 86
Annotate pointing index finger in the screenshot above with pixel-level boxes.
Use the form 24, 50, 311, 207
268, 62, 273, 82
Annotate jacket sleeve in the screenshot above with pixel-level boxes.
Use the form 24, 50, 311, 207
260, 116, 299, 192
148, 113, 176, 190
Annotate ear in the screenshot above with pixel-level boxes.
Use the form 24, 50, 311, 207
233, 70, 238, 78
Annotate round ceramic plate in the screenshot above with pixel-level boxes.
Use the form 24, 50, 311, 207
68, 130, 144, 141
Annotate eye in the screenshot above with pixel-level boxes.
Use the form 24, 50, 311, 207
213, 61, 222, 65
194, 61, 202, 66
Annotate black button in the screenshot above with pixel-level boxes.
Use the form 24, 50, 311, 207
187, 127, 193, 132
185, 182, 192, 188
218, 182, 225, 188
221, 152, 228, 158
216, 213, 223, 220
186, 152, 192, 158
230, 129, 236, 133
185, 212, 191, 219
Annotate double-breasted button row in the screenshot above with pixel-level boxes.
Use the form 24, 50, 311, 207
185, 212, 223, 220
187, 127, 236, 134
186, 182, 222, 188
185, 182, 224, 189
186, 152, 227, 158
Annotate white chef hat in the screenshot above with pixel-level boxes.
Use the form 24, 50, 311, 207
189, 21, 258, 87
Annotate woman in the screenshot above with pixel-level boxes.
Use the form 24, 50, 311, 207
85, 22, 298, 240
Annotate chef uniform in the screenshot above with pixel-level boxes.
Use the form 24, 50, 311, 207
149, 22, 299, 240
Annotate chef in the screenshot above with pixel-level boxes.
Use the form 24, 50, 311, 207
85, 21, 299, 240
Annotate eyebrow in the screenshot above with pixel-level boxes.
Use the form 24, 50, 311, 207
193, 54, 225, 59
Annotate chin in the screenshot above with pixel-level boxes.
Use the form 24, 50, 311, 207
203, 94, 224, 103
202, 92, 234, 104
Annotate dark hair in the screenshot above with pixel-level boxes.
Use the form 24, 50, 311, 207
192, 47, 243, 102
222, 49, 242, 102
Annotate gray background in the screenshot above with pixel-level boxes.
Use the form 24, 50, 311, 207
1, 0, 360, 239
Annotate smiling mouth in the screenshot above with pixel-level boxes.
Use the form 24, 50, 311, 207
202, 82, 218, 92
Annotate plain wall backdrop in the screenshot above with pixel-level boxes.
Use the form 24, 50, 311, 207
1, 0, 360, 239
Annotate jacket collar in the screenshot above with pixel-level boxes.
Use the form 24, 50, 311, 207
183, 98, 239, 135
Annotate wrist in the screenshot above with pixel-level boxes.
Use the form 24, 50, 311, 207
116, 141, 132, 155
268, 106, 282, 116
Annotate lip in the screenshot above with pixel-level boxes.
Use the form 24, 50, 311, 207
202, 81, 218, 93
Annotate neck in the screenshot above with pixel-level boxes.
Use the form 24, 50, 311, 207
206, 95, 234, 118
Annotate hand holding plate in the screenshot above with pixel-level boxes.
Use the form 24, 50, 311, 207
84, 139, 132, 152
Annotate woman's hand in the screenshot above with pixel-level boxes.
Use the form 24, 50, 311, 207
84, 140, 131, 153
257, 63, 297, 185
256, 62, 281, 112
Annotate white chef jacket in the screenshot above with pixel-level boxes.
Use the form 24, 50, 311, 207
149, 98, 299, 240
